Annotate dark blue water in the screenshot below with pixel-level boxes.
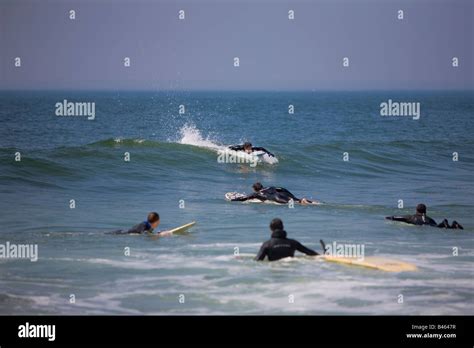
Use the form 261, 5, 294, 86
0, 91, 473, 314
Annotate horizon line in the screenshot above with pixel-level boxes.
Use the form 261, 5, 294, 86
1, 88, 473, 93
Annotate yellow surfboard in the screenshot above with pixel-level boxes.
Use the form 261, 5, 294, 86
235, 252, 416, 272
149, 221, 196, 240
320, 255, 417, 272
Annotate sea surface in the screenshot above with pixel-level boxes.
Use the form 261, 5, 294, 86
0, 90, 473, 314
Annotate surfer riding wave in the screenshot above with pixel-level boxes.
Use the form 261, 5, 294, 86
177, 125, 278, 164
228, 142, 275, 158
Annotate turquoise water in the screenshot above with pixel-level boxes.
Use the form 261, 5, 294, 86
0, 91, 473, 314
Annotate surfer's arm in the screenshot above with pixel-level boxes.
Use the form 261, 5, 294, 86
231, 193, 264, 202
252, 147, 275, 157
231, 194, 253, 202
228, 145, 244, 151
255, 243, 269, 261
295, 242, 319, 256
385, 216, 410, 223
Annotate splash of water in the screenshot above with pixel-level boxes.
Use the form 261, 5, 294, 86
178, 124, 224, 151
176, 123, 278, 164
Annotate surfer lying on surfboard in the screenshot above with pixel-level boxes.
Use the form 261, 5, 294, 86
255, 218, 319, 261
228, 142, 275, 158
108, 213, 196, 237
385, 203, 463, 229
109, 212, 160, 234
228, 182, 316, 205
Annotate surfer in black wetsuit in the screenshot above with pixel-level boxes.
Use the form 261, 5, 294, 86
228, 142, 275, 157
385, 204, 463, 229
230, 182, 314, 205
255, 218, 319, 261
109, 212, 161, 234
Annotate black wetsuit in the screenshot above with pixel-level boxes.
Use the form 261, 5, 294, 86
231, 186, 305, 204
255, 229, 319, 261
386, 213, 463, 229
228, 144, 275, 157
108, 221, 154, 234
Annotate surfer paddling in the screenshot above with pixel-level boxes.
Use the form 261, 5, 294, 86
228, 182, 316, 205
255, 218, 319, 261
385, 204, 463, 229
228, 142, 275, 158
109, 212, 161, 234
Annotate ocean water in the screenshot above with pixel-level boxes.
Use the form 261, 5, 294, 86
0, 90, 473, 315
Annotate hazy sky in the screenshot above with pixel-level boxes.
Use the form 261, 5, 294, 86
1, 0, 472, 90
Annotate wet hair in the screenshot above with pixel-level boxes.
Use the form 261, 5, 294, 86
252, 182, 263, 191
147, 212, 160, 223
243, 142, 252, 149
416, 204, 427, 215
270, 218, 284, 232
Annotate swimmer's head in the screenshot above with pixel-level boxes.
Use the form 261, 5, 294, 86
416, 204, 427, 215
270, 218, 284, 232
252, 182, 263, 192
147, 212, 160, 229
243, 142, 252, 153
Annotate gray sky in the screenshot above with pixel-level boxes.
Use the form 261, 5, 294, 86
1, 0, 472, 90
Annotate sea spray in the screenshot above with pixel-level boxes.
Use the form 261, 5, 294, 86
178, 124, 222, 151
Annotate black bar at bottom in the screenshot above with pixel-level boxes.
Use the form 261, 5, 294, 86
0, 315, 472, 346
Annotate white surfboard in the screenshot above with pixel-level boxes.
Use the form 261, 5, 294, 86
149, 221, 196, 240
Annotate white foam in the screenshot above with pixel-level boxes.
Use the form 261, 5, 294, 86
177, 124, 278, 165
178, 124, 222, 151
